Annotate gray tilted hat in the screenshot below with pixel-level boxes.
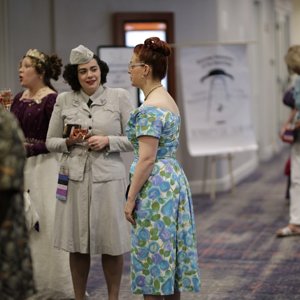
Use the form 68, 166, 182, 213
69, 45, 94, 64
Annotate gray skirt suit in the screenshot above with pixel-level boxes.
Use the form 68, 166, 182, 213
46, 86, 133, 255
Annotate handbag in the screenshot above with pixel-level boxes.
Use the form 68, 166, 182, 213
282, 128, 295, 144
125, 184, 130, 200
283, 88, 295, 109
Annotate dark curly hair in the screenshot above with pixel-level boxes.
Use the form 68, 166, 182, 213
133, 37, 171, 80
25, 52, 63, 92
63, 55, 109, 92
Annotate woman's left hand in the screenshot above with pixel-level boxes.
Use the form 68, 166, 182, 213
87, 135, 109, 151
124, 200, 136, 226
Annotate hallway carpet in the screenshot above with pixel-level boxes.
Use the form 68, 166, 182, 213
86, 147, 300, 300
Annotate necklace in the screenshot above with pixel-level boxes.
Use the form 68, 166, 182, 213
144, 84, 162, 101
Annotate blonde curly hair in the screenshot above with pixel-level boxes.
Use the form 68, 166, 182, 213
285, 45, 300, 75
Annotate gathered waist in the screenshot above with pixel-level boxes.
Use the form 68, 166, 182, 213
25, 137, 45, 144
133, 154, 177, 164
156, 154, 176, 160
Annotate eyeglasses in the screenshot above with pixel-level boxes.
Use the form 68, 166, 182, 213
128, 62, 146, 70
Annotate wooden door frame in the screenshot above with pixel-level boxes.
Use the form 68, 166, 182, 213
112, 12, 176, 100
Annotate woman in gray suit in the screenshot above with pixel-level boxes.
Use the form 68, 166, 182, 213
46, 45, 133, 300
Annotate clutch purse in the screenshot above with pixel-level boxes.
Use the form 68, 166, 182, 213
63, 123, 81, 138
125, 184, 130, 200
282, 128, 295, 144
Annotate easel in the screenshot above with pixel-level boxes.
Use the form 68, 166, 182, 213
203, 153, 235, 199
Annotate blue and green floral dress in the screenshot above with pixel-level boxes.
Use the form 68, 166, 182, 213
126, 105, 200, 295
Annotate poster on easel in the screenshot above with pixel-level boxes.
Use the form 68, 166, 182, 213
179, 44, 258, 156
97, 46, 138, 107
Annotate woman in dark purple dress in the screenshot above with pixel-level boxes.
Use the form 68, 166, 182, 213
10, 49, 74, 298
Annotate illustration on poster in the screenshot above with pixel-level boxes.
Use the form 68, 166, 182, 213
201, 68, 234, 124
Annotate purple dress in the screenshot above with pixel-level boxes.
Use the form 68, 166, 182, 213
11, 92, 57, 157
10, 92, 74, 298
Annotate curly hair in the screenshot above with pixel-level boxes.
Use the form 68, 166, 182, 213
285, 45, 300, 75
25, 52, 62, 92
63, 55, 109, 92
133, 37, 171, 80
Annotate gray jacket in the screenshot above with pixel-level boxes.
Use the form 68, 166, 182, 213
46, 85, 134, 182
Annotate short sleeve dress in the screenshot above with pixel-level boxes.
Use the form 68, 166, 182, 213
126, 105, 201, 295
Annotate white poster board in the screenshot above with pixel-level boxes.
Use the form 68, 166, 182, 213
179, 44, 258, 156
97, 46, 135, 174
97, 46, 138, 107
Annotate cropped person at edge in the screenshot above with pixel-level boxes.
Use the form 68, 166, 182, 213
277, 45, 300, 238
46, 45, 133, 300
0, 106, 35, 299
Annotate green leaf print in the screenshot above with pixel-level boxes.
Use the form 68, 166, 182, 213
154, 279, 160, 290
150, 228, 158, 236
143, 269, 150, 275
151, 214, 160, 221
163, 216, 171, 225
138, 240, 146, 247
142, 219, 151, 227
152, 202, 160, 211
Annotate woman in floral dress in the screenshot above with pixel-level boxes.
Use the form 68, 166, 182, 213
124, 37, 200, 299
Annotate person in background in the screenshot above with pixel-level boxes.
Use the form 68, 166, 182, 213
46, 45, 133, 300
281, 71, 298, 202
0, 106, 35, 299
124, 37, 201, 300
10, 49, 74, 298
277, 45, 300, 237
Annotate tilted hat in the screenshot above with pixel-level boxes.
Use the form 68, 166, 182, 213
69, 45, 94, 64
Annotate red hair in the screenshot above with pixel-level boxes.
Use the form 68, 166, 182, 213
133, 37, 171, 80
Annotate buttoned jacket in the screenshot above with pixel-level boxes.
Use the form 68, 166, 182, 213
46, 85, 134, 182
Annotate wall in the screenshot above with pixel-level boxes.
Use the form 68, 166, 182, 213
291, 0, 300, 44
0, 0, 294, 195
184, 0, 260, 194
0, 0, 13, 88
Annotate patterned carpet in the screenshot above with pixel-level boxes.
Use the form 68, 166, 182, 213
28, 147, 300, 299
86, 147, 300, 300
